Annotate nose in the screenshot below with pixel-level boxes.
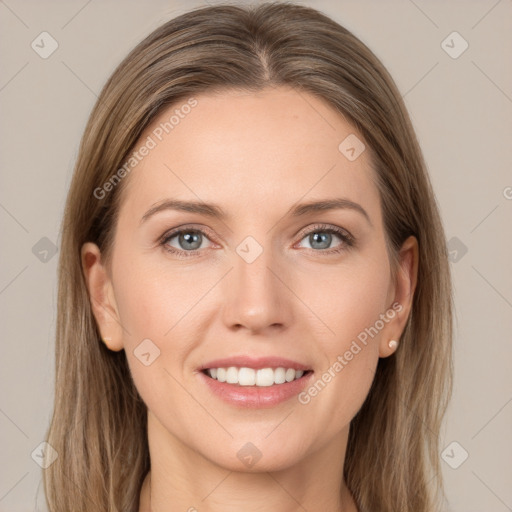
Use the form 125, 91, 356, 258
221, 241, 292, 334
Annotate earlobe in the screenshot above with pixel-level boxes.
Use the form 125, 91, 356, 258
379, 236, 419, 358
81, 242, 124, 352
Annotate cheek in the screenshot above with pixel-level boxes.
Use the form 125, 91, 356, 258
115, 269, 195, 431
292, 250, 389, 424
113, 249, 207, 344
109, 255, 183, 390
295, 249, 391, 350
333, 269, 390, 342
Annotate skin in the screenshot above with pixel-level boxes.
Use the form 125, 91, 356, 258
82, 85, 418, 512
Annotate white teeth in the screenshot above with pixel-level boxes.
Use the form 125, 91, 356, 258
216, 367, 226, 382
205, 367, 307, 386
274, 367, 286, 384
226, 366, 238, 384
256, 368, 274, 387
238, 367, 256, 386
285, 368, 296, 382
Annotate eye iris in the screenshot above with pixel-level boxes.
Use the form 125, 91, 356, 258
310, 232, 332, 250
180, 231, 202, 250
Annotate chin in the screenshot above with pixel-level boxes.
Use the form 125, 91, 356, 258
198, 437, 307, 473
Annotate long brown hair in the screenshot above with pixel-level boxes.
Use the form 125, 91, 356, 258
44, 2, 453, 511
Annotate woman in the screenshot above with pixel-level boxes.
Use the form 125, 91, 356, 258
44, 2, 453, 511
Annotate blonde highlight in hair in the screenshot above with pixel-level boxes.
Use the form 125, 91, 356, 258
44, 2, 453, 511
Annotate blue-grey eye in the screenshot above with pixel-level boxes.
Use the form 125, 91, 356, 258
178, 231, 202, 250
309, 232, 333, 250
164, 230, 208, 251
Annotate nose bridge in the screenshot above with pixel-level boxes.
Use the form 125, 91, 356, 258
222, 234, 289, 332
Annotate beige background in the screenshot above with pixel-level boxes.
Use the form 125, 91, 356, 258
1, 0, 511, 510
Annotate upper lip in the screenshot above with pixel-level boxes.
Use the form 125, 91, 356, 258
199, 356, 312, 371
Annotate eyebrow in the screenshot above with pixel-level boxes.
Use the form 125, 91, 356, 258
140, 197, 372, 226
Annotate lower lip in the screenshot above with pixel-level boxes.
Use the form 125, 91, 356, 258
198, 371, 314, 408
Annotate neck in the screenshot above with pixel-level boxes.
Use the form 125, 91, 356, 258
138, 412, 358, 512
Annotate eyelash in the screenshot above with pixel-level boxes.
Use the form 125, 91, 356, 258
159, 223, 355, 259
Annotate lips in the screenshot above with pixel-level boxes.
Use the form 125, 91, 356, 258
197, 355, 314, 408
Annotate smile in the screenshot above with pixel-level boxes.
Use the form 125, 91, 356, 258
203, 367, 312, 387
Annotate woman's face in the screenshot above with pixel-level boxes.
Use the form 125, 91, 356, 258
84, 85, 416, 472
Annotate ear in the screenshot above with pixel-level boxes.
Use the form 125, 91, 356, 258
379, 235, 419, 358
81, 242, 124, 352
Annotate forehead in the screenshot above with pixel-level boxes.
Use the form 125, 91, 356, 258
118, 86, 380, 225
